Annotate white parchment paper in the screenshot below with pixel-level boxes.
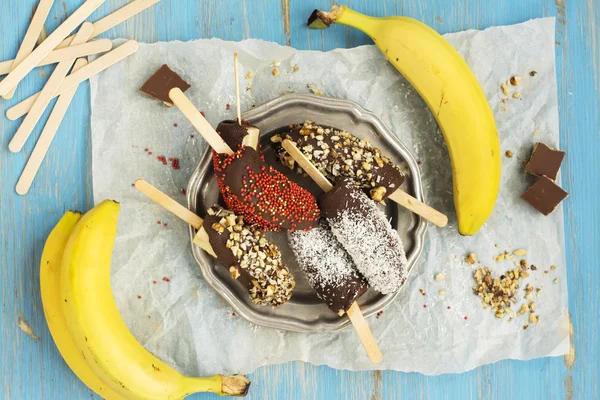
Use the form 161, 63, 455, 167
90, 18, 569, 375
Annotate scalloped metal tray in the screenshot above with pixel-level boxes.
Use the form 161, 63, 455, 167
187, 93, 426, 333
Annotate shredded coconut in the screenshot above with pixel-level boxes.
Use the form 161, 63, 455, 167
327, 189, 407, 294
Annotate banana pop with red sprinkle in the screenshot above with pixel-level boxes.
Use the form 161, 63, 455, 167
213, 146, 320, 232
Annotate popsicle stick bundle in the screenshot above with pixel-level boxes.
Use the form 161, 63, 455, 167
1, 0, 161, 195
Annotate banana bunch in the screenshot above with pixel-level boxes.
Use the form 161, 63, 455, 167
309, 6, 501, 235
41, 201, 250, 399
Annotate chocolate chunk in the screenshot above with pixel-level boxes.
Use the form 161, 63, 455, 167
521, 176, 568, 215
525, 143, 565, 181
140, 64, 191, 106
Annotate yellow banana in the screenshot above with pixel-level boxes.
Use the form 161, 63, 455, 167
309, 6, 501, 235
60, 200, 250, 399
41, 211, 126, 400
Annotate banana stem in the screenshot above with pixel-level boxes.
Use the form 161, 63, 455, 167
308, 6, 379, 37
182, 375, 250, 397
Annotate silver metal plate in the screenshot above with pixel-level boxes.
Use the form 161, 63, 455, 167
187, 94, 427, 333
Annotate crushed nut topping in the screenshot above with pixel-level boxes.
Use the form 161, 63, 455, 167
207, 207, 295, 306
466, 253, 477, 264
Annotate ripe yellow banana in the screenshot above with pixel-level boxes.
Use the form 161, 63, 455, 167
309, 6, 501, 235
60, 200, 250, 399
41, 211, 126, 400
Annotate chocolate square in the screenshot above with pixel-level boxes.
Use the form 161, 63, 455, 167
521, 176, 568, 216
139, 64, 191, 106
525, 142, 565, 180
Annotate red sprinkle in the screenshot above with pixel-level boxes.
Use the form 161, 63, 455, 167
144, 148, 149, 152
163, 223, 168, 227
200, 111, 205, 117
174, 123, 178, 127
212, 149, 319, 231
148, 151, 153, 155
226, 103, 231, 110
153, 281, 157, 284
157, 155, 167, 165
423, 304, 428, 308
189, 135, 194, 139
232, 312, 237, 317
137, 295, 142, 299
376, 311, 384, 319
180, 188, 186, 195
447, 306, 452, 310
417, 160, 423, 165
170, 157, 180, 170
157, 221, 161, 225
464, 316, 468, 320
162, 277, 171, 282
131, 183, 136, 187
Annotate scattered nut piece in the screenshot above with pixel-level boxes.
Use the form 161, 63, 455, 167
530, 265, 537, 271
270, 134, 282, 143
466, 253, 477, 264
551, 265, 557, 271
438, 289, 446, 295
533, 129, 539, 135
246, 83, 252, 91
513, 249, 528, 256
435, 273, 446, 281
245, 71, 254, 79
292, 64, 299, 72
272, 68, 280, 76
529, 313, 539, 325
530, 71, 538, 76
509, 76, 521, 86
311, 88, 323, 96
505, 150, 514, 158
500, 83, 510, 95
494, 253, 505, 262
553, 278, 559, 284
211, 223, 225, 233
270, 61, 281, 67
513, 92, 521, 99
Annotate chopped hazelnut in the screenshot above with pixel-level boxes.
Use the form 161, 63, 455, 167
466, 253, 477, 264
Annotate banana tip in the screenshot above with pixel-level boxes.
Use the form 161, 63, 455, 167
307, 7, 342, 29
222, 375, 251, 397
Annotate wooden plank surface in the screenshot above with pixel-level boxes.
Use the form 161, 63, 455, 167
0, 0, 597, 399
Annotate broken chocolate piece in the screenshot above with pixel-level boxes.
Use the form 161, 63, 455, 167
525, 142, 565, 181
139, 64, 191, 106
521, 176, 568, 215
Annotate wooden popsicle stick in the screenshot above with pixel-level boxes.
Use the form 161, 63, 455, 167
56, 0, 161, 49
347, 302, 383, 364
0, 39, 113, 76
168, 87, 233, 154
233, 53, 242, 125
388, 190, 448, 228
242, 126, 260, 150
282, 139, 382, 363
282, 139, 333, 192
0, 0, 106, 96
134, 179, 217, 257
2, 0, 55, 99
10, 23, 94, 153
282, 140, 447, 227
15, 58, 89, 195
7, 40, 139, 121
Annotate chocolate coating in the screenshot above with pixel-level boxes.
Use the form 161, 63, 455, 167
288, 221, 368, 314
217, 119, 250, 151
213, 147, 320, 232
273, 121, 405, 199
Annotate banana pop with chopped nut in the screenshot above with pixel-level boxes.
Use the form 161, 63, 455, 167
271, 120, 405, 201
203, 206, 295, 307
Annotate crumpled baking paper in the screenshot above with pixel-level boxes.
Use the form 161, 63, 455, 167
90, 17, 569, 375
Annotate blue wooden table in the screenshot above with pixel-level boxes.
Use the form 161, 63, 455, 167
1, 0, 598, 399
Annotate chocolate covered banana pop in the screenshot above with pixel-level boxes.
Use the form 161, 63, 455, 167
204, 206, 294, 306
140, 66, 320, 232
272, 120, 405, 201
135, 180, 294, 307
288, 221, 368, 315
320, 178, 408, 294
